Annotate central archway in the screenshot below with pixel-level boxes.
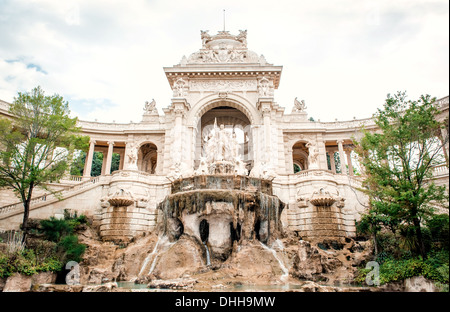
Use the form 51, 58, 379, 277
194, 104, 253, 172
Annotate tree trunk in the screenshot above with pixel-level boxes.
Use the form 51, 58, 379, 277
21, 183, 34, 244
413, 216, 426, 258
21, 200, 30, 244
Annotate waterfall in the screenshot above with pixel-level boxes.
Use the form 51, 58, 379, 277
149, 236, 175, 275
138, 235, 175, 277
259, 242, 289, 282
203, 242, 211, 266
138, 235, 163, 277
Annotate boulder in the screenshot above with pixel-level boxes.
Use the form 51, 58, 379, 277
35, 284, 84, 292
150, 235, 205, 279
404, 276, 436, 292
3, 273, 32, 292
291, 240, 323, 280
32, 272, 57, 286
82, 282, 118, 292
148, 278, 197, 290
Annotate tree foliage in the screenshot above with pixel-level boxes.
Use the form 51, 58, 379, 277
0, 86, 89, 241
354, 91, 448, 257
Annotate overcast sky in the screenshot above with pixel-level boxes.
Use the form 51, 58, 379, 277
0, 0, 448, 123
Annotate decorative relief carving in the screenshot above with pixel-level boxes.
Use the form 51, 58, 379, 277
189, 79, 257, 92
258, 77, 274, 97
186, 30, 262, 64
173, 78, 188, 97
306, 141, 320, 169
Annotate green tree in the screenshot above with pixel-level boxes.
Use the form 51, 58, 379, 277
0, 86, 89, 242
354, 91, 448, 258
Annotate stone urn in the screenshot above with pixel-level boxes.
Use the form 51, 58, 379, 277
309, 188, 336, 207
107, 189, 135, 207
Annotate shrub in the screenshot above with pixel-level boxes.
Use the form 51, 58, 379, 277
0, 249, 62, 278
40, 217, 74, 242
38, 213, 87, 265
57, 234, 86, 263
356, 252, 449, 286
426, 214, 449, 250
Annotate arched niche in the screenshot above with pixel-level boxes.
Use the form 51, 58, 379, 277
194, 104, 253, 171
137, 142, 158, 174
292, 141, 310, 171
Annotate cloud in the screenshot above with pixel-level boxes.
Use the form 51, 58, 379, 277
0, 0, 448, 123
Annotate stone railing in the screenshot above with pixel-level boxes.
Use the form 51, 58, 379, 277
290, 169, 364, 189
431, 163, 449, 177
77, 120, 165, 133
294, 169, 334, 179
0, 176, 103, 217
0, 100, 10, 110
436, 96, 449, 107
69, 175, 84, 182
318, 117, 376, 130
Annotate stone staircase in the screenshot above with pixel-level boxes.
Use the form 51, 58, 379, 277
0, 177, 105, 229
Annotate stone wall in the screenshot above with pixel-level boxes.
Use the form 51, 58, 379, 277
97, 205, 157, 243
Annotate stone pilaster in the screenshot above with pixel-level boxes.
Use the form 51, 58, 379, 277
257, 98, 274, 166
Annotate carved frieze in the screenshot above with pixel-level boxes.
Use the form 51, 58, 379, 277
189, 79, 257, 92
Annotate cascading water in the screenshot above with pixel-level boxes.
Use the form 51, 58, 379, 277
138, 235, 175, 277
157, 123, 285, 273
259, 241, 289, 282
157, 175, 285, 264
138, 235, 163, 276
203, 242, 211, 266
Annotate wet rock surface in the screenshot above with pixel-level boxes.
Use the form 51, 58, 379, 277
71, 224, 376, 292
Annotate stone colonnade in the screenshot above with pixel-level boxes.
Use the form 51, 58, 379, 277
289, 138, 356, 175
83, 140, 125, 179
325, 139, 355, 175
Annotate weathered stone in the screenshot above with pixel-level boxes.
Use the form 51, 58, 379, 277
82, 282, 118, 292
31, 272, 57, 286
150, 235, 205, 280
35, 283, 84, 292
3, 273, 32, 292
404, 276, 437, 292
148, 278, 197, 289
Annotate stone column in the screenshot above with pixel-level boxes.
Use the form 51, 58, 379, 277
83, 140, 96, 179
328, 150, 336, 173
337, 139, 347, 175
101, 149, 107, 175
104, 141, 114, 175
440, 127, 449, 166
118, 149, 125, 170
345, 148, 354, 176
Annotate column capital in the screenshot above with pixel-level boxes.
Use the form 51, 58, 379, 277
89, 139, 96, 145
257, 98, 274, 114
107, 141, 115, 146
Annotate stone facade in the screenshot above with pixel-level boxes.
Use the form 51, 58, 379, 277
0, 30, 448, 243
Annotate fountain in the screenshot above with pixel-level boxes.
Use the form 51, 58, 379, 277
155, 121, 285, 266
